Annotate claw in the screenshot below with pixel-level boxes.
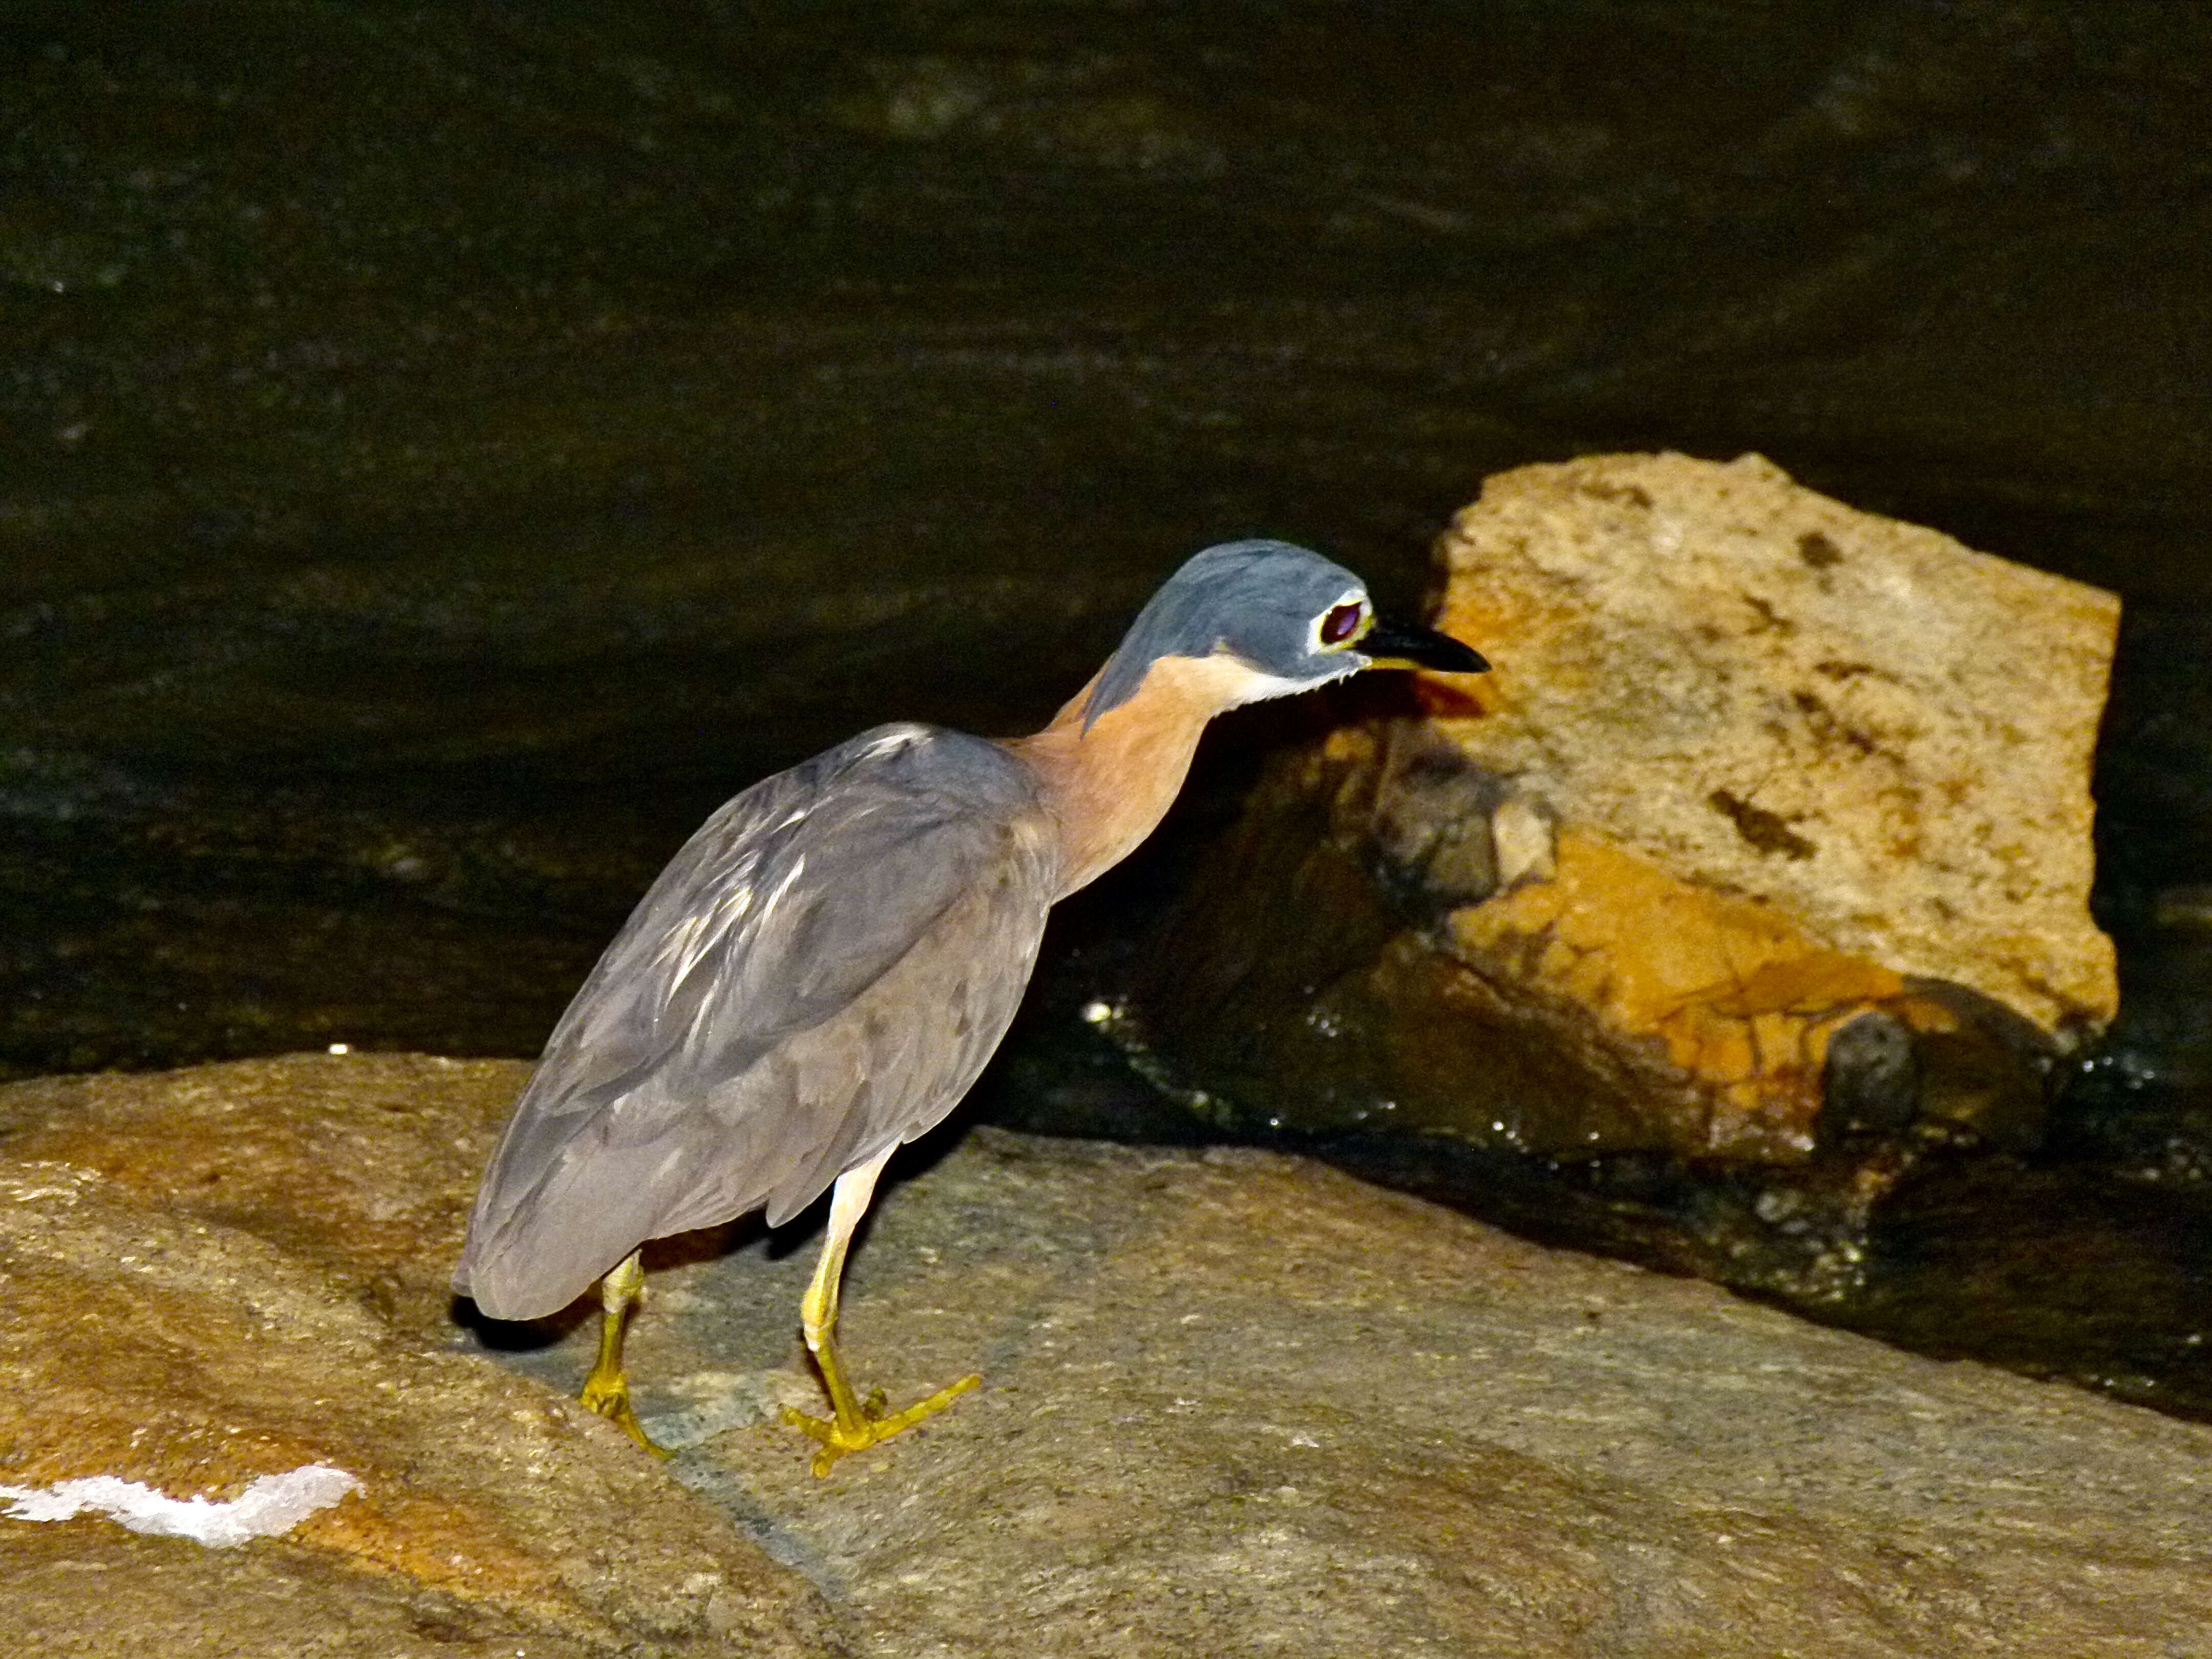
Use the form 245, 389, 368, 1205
581, 1369, 674, 1460
780, 1372, 981, 1477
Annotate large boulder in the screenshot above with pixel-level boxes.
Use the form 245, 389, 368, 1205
6, 1054, 2209, 1653
1122, 452, 2118, 1166
518, 1102, 2212, 1657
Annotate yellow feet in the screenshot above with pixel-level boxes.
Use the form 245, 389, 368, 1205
580, 1367, 673, 1460
780, 1372, 981, 1477
578, 1248, 671, 1459
782, 1151, 977, 1475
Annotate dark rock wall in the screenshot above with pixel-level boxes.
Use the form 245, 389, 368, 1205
4, 1, 2206, 1075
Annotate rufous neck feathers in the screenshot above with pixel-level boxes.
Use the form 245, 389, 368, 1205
1006, 652, 1282, 900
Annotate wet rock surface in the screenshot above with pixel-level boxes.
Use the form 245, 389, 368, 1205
8, 1054, 2212, 1655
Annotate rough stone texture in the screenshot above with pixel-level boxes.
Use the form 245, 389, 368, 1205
10, 1053, 2210, 1655
0, 1055, 841, 1658
1432, 450, 2117, 1033
1110, 457, 2120, 1171
576, 1117, 2212, 1658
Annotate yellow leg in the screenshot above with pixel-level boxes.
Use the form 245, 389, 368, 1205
780, 1146, 980, 1476
578, 1249, 672, 1459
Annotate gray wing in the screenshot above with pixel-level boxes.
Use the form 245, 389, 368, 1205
455, 723, 1060, 1320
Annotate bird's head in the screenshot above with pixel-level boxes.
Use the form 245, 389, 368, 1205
1083, 539, 1487, 728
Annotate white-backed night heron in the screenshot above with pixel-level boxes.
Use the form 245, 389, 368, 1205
454, 540, 1487, 1473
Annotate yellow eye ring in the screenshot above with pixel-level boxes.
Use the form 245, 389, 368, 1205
1319, 602, 1368, 648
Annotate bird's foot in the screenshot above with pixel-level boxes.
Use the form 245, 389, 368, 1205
780, 1373, 980, 1477
579, 1370, 673, 1460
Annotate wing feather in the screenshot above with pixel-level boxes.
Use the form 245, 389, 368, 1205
456, 723, 1058, 1319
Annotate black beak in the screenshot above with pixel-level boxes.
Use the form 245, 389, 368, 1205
1359, 620, 1490, 674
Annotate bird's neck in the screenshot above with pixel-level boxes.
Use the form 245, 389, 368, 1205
1006, 653, 1259, 901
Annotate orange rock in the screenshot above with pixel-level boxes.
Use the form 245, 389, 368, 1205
1364, 452, 2120, 1156
1448, 828, 1911, 1153
1432, 452, 2118, 1038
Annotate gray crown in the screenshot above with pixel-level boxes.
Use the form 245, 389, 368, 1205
1083, 540, 1369, 727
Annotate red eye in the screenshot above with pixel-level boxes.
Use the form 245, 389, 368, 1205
1321, 603, 1365, 644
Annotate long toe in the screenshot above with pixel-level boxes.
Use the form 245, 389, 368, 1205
580, 1375, 674, 1459
780, 1372, 981, 1477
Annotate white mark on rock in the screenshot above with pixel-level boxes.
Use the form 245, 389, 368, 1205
0, 1464, 362, 1548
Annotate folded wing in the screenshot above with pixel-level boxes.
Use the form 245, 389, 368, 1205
456, 724, 1059, 1320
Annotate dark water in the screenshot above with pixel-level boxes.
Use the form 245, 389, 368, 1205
4, 4, 2209, 1410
